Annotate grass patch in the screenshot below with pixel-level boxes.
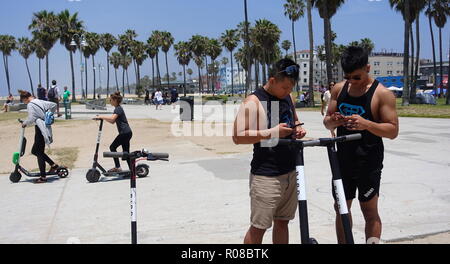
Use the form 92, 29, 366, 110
47, 147, 79, 169
0, 112, 27, 122
396, 98, 450, 118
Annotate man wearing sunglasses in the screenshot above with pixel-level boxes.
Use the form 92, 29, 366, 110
233, 58, 306, 244
323, 46, 399, 244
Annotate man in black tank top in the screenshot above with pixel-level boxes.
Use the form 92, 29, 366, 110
233, 59, 306, 244
324, 46, 399, 244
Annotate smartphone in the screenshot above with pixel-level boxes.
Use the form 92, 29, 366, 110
292, 123, 305, 129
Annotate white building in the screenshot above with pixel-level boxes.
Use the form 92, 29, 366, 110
219, 66, 246, 92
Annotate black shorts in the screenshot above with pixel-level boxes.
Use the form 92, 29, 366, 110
332, 166, 382, 202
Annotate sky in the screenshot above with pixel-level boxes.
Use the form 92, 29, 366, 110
0, 0, 449, 96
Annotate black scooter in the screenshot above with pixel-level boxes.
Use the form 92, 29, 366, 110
86, 119, 150, 183
278, 133, 361, 244
103, 149, 169, 244
10, 119, 70, 183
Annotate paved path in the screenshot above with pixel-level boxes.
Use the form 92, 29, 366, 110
2, 104, 449, 244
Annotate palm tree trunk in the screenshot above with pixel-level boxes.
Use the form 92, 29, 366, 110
165, 52, 170, 89
183, 64, 187, 97
325, 17, 333, 83
205, 56, 210, 93
70, 51, 76, 101
2, 55, 11, 95
292, 20, 300, 96
402, 0, 411, 106
254, 59, 259, 90
126, 68, 131, 95
411, 15, 420, 102
122, 67, 125, 95
115, 68, 119, 91
92, 56, 96, 99
230, 50, 234, 96
307, 0, 314, 107
439, 27, 443, 97
107, 52, 110, 98
46, 54, 49, 90
85, 57, 89, 99
151, 58, 155, 89
38, 59, 42, 85
410, 25, 414, 100
25, 58, 34, 96
197, 65, 202, 94
428, 1, 438, 97
156, 53, 162, 87
447, 37, 450, 105
133, 59, 138, 86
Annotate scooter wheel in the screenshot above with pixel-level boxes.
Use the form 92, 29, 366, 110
10, 172, 22, 183
136, 164, 149, 178
310, 238, 319, 244
86, 169, 101, 183
57, 168, 69, 178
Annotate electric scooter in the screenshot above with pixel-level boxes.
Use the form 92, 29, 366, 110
10, 119, 70, 183
86, 119, 150, 183
103, 149, 169, 244
277, 133, 361, 244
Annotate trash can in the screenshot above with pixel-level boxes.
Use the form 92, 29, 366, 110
179, 96, 194, 121
64, 100, 72, 120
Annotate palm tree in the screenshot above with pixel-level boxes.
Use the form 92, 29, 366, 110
174, 41, 192, 96
146, 43, 158, 90
426, 0, 439, 96
284, 0, 305, 94
33, 38, 46, 85
189, 35, 207, 93
82, 40, 91, 99
206, 38, 222, 95
29, 10, 60, 90
220, 29, 240, 96
282, 40, 292, 57
252, 19, 282, 85
312, 0, 346, 83
58, 9, 84, 101
130, 40, 148, 95
306, 0, 315, 106
429, 0, 450, 98
121, 54, 132, 95
110, 52, 121, 91
149, 31, 163, 88
117, 34, 130, 93
0, 35, 16, 95
85, 32, 101, 99
410, 1, 427, 102
221, 57, 229, 68
160, 31, 175, 89
100, 33, 116, 97
17, 37, 35, 95
390, 0, 413, 106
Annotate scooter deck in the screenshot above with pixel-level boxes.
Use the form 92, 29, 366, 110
102, 171, 131, 177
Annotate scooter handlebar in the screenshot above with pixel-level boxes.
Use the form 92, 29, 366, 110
103, 152, 128, 158
147, 153, 169, 161
272, 133, 362, 147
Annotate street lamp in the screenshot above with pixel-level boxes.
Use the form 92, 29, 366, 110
70, 34, 88, 99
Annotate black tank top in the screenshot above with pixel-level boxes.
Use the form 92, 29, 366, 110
336, 80, 384, 171
250, 88, 297, 176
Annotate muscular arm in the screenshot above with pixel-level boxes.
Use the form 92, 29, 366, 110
232, 95, 274, 145
365, 89, 399, 139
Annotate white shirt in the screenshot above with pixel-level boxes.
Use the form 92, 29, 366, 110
155, 91, 163, 101
323, 90, 332, 112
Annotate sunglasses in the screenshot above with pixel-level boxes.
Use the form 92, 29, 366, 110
278, 65, 300, 79
344, 75, 362, 81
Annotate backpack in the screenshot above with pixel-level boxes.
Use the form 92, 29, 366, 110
31, 102, 54, 126
48, 87, 56, 100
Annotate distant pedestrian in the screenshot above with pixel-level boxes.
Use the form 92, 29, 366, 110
155, 89, 163, 110
48, 80, 62, 117
37, 84, 47, 101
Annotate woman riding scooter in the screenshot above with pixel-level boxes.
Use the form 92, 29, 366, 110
19, 90, 60, 184
95, 92, 132, 173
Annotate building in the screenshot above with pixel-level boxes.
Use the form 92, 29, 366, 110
219, 66, 246, 92
419, 61, 449, 89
